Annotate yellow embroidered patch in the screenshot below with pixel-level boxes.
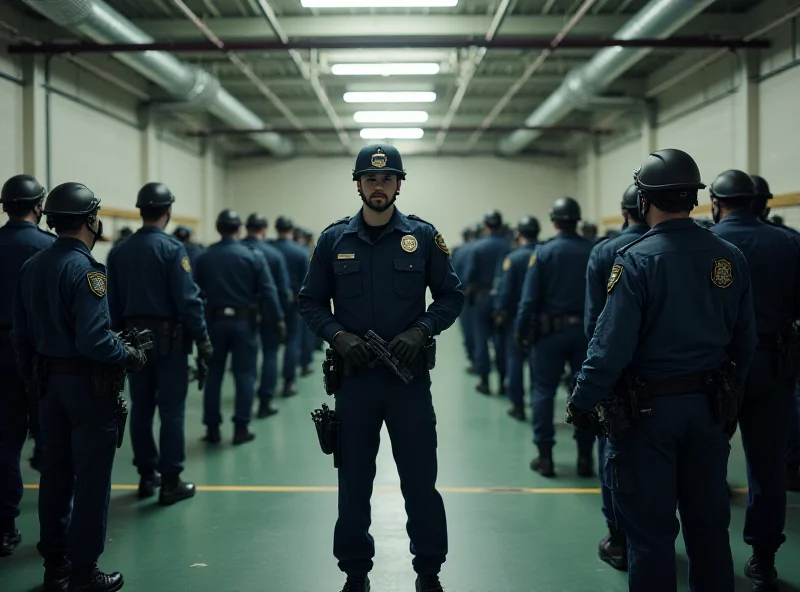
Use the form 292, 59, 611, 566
434, 232, 449, 256
711, 258, 733, 288
86, 272, 107, 298
502, 257, 511, 271
607, 264, 623, 293
528, 253, 536, 268
180, 257, 191, 273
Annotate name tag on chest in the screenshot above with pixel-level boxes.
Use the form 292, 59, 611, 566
337, 253, 356, 260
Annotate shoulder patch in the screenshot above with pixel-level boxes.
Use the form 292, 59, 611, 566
528, 252, 537, 267
407, 214, 434, 227
86, 272, 107, 298
607, 264, 623, 293
434, 232, 449, 256
323, 217, 351, 232
309, 247, 314, 262
711, 258, 733, 288
180, 256, 191, 273
502, 257, 511, 271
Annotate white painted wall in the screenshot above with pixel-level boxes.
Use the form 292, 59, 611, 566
225, 155, 576, 245
0, 51, 24, 186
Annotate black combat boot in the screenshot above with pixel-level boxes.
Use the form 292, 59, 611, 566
43, 557, 71, 592
530, 448, 555, 477
257, 401, 279, 418
598, 526, 627, 571
744, 548, 779, 592
0, 519, 21, 556
233, 422, 255, 445
301, 365, 313, 376
282, 380, 297, 398
577, 442, 594, 477
137, 472, 161, 499
340, 574, 370, 592
476, 375, 490, 395
202, 424, 220, 444
68, 564, 123, 592
507, 403, 526, 421
158, 474, 196, 506
498, 374, 507, 395
416, 574, 444, 591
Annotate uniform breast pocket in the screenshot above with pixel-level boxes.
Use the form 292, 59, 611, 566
393, 257, 426, 299
333, 260, 363, 299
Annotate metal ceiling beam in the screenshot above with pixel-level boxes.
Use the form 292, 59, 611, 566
8, 37, 769, 53
213, 74, 582, 88
126, 15, 744, 40
185, 124, 611, 136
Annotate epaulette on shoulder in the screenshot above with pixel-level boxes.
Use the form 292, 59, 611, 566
323, 216, 350, 232
616, 233, 650, 255
406, 214, 435, 228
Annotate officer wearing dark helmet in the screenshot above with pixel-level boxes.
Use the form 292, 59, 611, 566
0, 174, 54, 556
12, 182, 149, 591
242, 213, 289, 417
493, 216, 540, 420
566, 149, 757, 592
271, 215, 310, 397
462, 209, 511, 394
583, 183, 649, 571
299, 143, 463, 592
514, 197, 595, 478
172, 225, 205, 270
707, 169, 800, 591
195, 209, 283, 445
106, 182, 212, 505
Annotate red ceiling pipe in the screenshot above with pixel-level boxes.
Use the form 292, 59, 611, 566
184, 125, 613, 136
8, 36, 770, 54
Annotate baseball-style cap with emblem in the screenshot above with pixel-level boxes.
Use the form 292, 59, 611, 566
352, 144, 406, 181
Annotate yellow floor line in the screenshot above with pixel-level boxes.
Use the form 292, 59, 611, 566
22, 484, 751, 494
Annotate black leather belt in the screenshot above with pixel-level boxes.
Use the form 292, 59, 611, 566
642, 373, 713, 397
209, 307, 252, 320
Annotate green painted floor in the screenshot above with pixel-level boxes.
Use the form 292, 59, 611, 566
2, 330, 800, 592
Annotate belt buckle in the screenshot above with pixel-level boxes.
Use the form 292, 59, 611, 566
223, 307, 235, 317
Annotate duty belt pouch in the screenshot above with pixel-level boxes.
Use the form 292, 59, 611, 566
171, 325, 192, 355
323, 349, 342, 395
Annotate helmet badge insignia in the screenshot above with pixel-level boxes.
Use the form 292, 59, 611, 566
371, 148, 387, 168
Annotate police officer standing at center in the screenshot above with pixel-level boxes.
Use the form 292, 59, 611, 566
195, 210, 283, 445
106, 182, 212, 505
299, 144, 464, 592
514, 197, 595, 478
0, 175, 54, 556
13, 182, 149, 591
566, 149, 757, 592
707, 169, 800, 592
583, 183, 648, 571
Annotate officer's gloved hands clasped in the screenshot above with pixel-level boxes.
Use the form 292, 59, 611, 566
123, 345, 147, 373
276, 320, 287, 343
197, 339, 213, 362
333, 332, 371, 366
389, 323, 429, 365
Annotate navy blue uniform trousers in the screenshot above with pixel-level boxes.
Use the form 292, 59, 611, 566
203, 319, 258, 425
459, 302, 476, 364
0, 340, 28, 522
128, 349, 190, 476
472, 292, 505, 377
334, 367, 447, 577
37, 374, 117, 567
258, 325, 280, 403
530, 326, 594, 449
504, 329, 533, 406
787, 379, 800, 471
282, 309, 302, 383
740, 349, 793, 552
608, 395, 733, 592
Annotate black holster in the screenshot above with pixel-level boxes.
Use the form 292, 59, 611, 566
311, 403, 341, 468
710, 363, 744, 436
124, 317, 188, 356
322, 349, 343, 395
114, 396, 128, 448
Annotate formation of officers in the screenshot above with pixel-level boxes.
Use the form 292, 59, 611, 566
0, 141, 799, 592
0, 174, 317, 591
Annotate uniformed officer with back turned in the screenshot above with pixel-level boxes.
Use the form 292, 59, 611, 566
583, 183, 648, 571
566, 149, 757, 592
242, 213, 289, 418
707, 169, 800, 592
0, 174, 54, 556
12, 182, 149, 592
106, 182, 212, 505
493, 216, 540, 421
514, 197, 595, 478
172, 225, 205, 270
299, 144, 464, 592
195, 210, 283, 445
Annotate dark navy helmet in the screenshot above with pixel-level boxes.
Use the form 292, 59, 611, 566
709, 170, 756, 200
43, 182, 100, 216
275, 216, 293, 232
634, 149, 705, 193
517, 216, 540, 237
216, 209, 241, 234
484, 210, 502, 229
750, 174, 772, 199
550, 197, 581, 222
621, 184, 639, 211
246, 213, 268, 229
136, 182, 175, 208
352, 144, 406, 181
1, 174, 46, 203
172, 225, 191, 242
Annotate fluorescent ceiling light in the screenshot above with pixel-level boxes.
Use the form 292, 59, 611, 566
303, 0, 457, 7
344, 91, 436, 103
332, 63, 440, 76
360, 128, 425, 139
354, 111, 429, 123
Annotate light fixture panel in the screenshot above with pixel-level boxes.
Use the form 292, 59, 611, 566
332, 63, 440, 76
303, 0, 457, 7
343, 91, 437, 103
353, 111, 429, 123
360, 128, 425, 139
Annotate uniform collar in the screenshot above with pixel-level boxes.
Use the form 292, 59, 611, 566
344, 207, 412, 241
54, 236, 94, 258
622, 223, 648, 235
717, 211, 759, 225
3, 220, 38, 229
649, 217, 697, 232
137, 225, 164, 234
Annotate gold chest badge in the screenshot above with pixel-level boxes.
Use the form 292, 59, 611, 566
401, 234, 418, 253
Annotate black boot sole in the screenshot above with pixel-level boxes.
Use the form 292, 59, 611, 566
598, 549, 628, 572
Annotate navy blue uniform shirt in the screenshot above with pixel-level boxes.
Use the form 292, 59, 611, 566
584, 223, 649, 338
106, 226, 208, 340
710, 211, 800, 335
183, 242, 205, 269
13, 237, 130, 377
242, 236, 292, 312
462, 233, 511, 290
494, 243, 537, 316
572, 218, 757, 410
0, 221, 56, 327
272, 237, 310, 297
514, 232, 593, 336
195, 238, 283, 322
298, 208, 465, 344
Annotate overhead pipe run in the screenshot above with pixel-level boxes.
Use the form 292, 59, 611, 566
497, 0, 718, 155
20, 0, 293, 157
8, 36, 770, 54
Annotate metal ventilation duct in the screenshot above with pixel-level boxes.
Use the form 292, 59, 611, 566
23, 0, 293, 156
497, 0, 717, 155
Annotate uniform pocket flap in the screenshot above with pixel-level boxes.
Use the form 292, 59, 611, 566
333, 260, 362, 275
393, 257, 425, 273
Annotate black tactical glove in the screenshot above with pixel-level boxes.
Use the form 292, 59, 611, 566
565, 397, 600, 434
123, 345, 147, 373
333, 332, 371, 367
197, 339, 213, 362
389, 323, 429, 365
276, 320, 287, 344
